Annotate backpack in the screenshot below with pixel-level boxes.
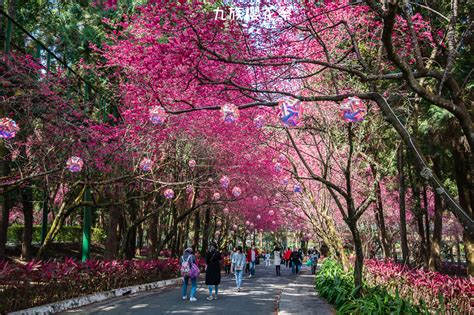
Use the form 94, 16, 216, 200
180, 255, 192, 276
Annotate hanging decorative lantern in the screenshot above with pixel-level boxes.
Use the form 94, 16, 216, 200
66, 156, 84, 173
220, 176, 230, 189
232, 224, 238, 230
250, 223, 255, 229
282, 178, 289, 185
254, 115, 265, 129
217, 220, 222, 227
164, 188, 174, 199
268, 210, 274, 216
221, 103, 240, 123
278, 97, 303, 127
139, 158, 153, 172
208, 177, 214, 184
188, 159, 196, 168
274, 163, 283, 173
0, 118, 19, 139
232, 186, 241, 197
256, 214, 261, 220
223, 207, 229, 215
186, 185, 194, 194
259, 229, 263, 233
278, 154, 286, 162
149, 106, 167, 125
275, 192, 281, 199
245, 220, 250, 226
294, 184, 302, 193
213, 192, 221, 201
271, 220, 276, 225
339, 96, 367, 122
252, 195, 258, 201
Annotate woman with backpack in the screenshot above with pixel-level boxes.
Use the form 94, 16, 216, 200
231, 245, 246, 292
180, 247, 199, 302
205, 242, 221, 300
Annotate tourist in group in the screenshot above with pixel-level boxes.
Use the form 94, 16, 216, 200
265, 251, 271, 266
231, 245, 246, 292
310, 248, 320, 275
284, 247, 292, 268
290, 247, 302, 274
224, 252, 232, 275
205, 242, 221, 300
180, 247, 198, 302
246, 244, 259, 277
273, 246, 282, 276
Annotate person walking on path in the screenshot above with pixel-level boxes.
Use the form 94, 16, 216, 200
290, 247, 302, 274
223, 252, 231, 275
231, 245, 246, 292
246, 245, 259, 277
284, 247, 292, 268
273, 246, 282, 276
310, 248, 320, 275
205, 242, 221, 301
180, 247, 199, 302
265, 251, 271, 266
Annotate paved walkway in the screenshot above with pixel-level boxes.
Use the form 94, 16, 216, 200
62, 263, 334, 315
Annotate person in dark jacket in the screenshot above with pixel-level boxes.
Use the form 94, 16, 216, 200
205, 242, 221, 300
290, 247, 302, 274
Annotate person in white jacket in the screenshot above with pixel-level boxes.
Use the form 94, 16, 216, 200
273, 246, 282, 276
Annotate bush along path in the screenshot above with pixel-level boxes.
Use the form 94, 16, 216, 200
315, 259, 473, 314
0, 258, 179, 313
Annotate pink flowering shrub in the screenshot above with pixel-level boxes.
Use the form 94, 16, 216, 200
364, 259, 473, 313
0, 258, 179, 312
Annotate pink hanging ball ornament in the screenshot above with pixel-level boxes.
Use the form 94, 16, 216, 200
250, 223, 255, 229
268, 210, 274, 216
0, 118, 19, 139
278, 97, 303, 127
223, 207, 229, 215
252, 195, 258, 201
272, 220, 276, 225
217, 220, 222, 227
274, 163, 283, 173
221, 103, 240, 124
188, 159, 196, 168
208, 177, 214, 184
275, 192, 281, 199
139, 158, 153, 172
66, 156, 84, 173
220, 176, 230, 189
245, 220, 250, 226
282, 178, 289, 185
294, 184, 302, 193
164, 188, 174, 199
149, 106, 167, 125
253, 115, 265, 129
339, 96, 367, 122
278, 154, 286, 162
232, 224, 238, 230
257, 214, 261, 220
232, 186, 241, 197
213, 192, 221, 201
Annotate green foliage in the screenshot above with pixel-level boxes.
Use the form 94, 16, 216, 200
315, 259, 423, 315
7, 225, 106, 244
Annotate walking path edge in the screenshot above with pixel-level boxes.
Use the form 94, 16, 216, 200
9, 277, 182, 315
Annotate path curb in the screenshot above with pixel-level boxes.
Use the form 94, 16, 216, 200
9, 277, 182, 315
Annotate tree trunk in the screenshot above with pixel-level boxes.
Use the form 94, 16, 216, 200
104, 204, 120, 259
21, 185, 33, 260
452, 148, 474, 276
349, 221, 364, 296
429, 156, 443, 271
398, 147, 409, 264
371, 165, 390, 259
201, 207, 210, 256
147, 212, 158, 258
192, 210, 200, 252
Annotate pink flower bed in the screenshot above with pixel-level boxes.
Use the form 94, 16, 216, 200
364, 259, 473, 313
0, 258, 179, 313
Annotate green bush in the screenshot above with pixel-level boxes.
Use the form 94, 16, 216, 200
7, 225, 106, 244
315, 259, 423, 314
